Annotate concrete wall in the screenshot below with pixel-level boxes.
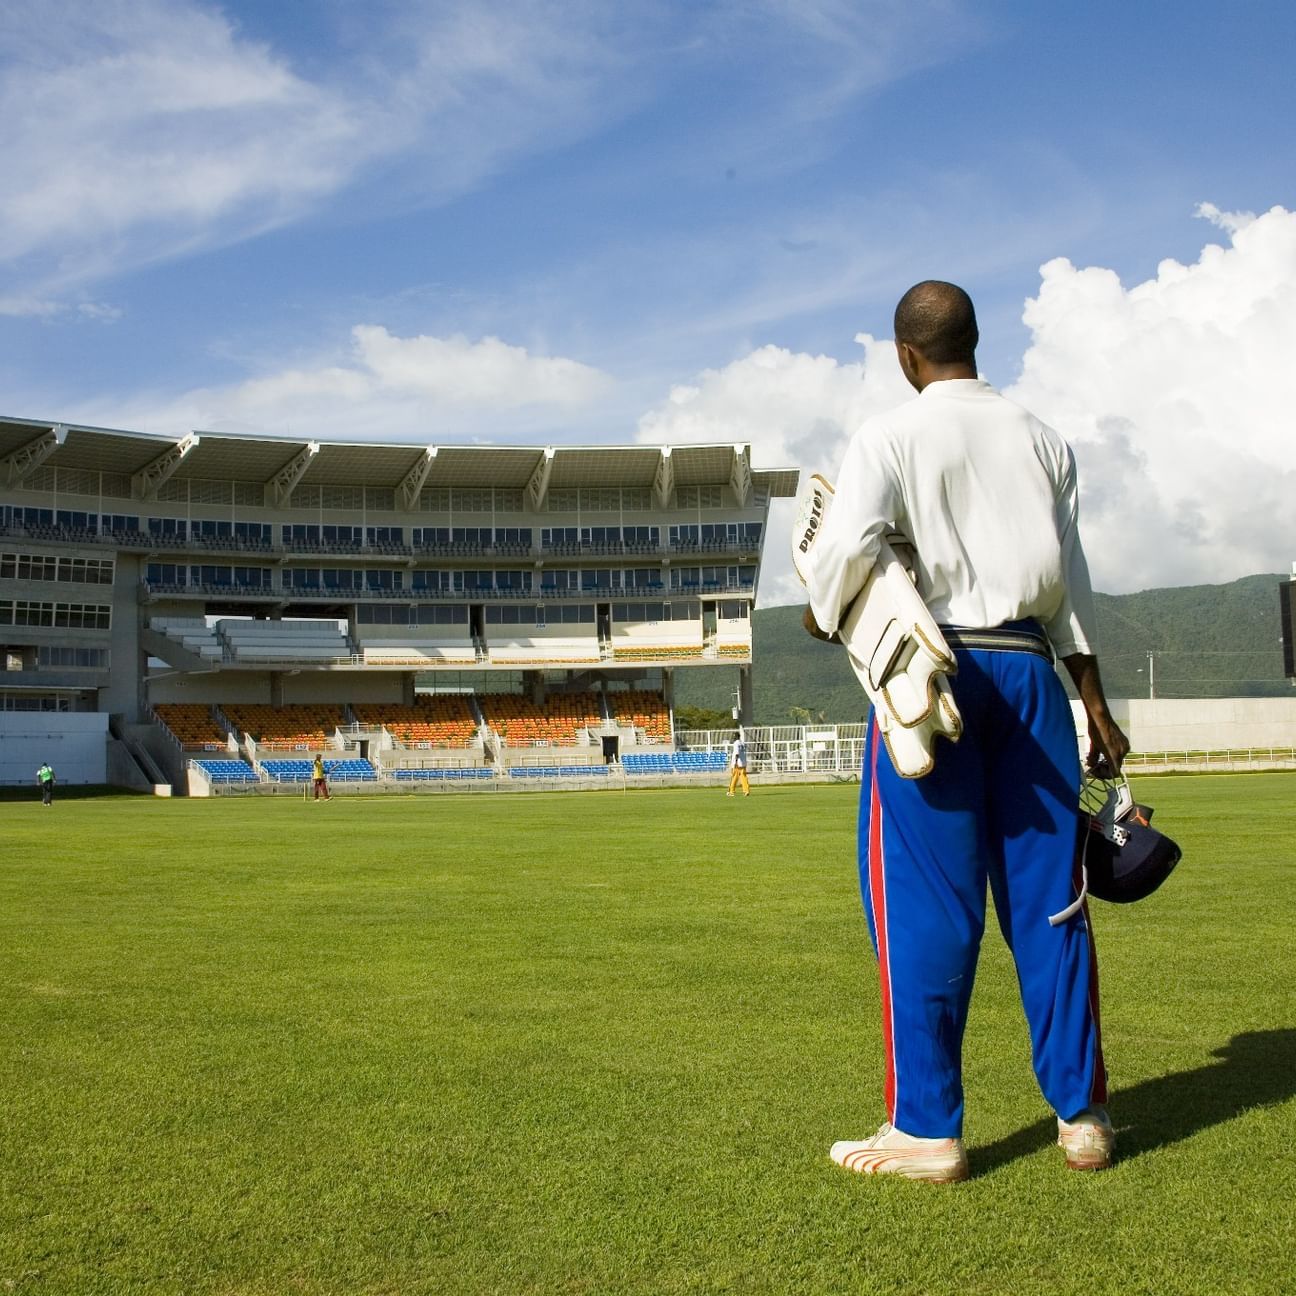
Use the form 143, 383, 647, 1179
0, 711, 109, 785
1071, 697, 1296, 752
148, 669, 407, 708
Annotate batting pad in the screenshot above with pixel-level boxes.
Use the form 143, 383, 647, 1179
792, 474, 961, 778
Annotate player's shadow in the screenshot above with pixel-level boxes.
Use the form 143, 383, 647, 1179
972, 1029, 1296, 1173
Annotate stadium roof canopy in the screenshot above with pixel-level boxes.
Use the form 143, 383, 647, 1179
0, 416, 799, 500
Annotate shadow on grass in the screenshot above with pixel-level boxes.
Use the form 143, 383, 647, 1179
973, 1029, 1296, 1173
0, 784, 148, 803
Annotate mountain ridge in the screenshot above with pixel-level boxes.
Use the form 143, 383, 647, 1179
674, 573, 1292, 724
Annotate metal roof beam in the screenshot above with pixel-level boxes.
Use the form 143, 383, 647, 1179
5, 423, 66, 486
525, 447, 555, 512
399, 446, 437, 511
653, 446, 674, 509
729, 443, 752, 507
132, 432, 199, 500
266, 441, 319, 507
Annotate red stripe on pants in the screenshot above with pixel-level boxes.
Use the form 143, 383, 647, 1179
868, 724, 896, 1122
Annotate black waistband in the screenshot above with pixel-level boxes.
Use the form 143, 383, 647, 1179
939, 625, 1054, 662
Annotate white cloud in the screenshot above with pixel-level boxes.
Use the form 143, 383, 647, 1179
0, 0, 363, 288
1007, 204, 1296, 592
70, 325, 610, 440
0, 1, 640, 302
636, 335, 911, 604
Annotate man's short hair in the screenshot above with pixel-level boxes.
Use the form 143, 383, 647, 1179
893, 281, 979, 366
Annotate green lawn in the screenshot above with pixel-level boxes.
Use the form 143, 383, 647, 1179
2, 777, 1294, 1295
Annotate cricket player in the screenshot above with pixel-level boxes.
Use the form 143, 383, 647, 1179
727, 733, 750, 797
805, 281, 1129, 1182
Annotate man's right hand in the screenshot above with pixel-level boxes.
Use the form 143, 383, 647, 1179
802, 606, 841, 644
1061, 652, 1129, 773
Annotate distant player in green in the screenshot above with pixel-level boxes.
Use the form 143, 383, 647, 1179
36, 761, 55, 806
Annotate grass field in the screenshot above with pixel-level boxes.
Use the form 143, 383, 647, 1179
2, 776, 1294, 1295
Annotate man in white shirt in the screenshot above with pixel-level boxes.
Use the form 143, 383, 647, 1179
727, 733, 750, 797
806, 281, 1128, 1183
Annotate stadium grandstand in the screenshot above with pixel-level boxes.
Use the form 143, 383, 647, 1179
0, 416, 797, 793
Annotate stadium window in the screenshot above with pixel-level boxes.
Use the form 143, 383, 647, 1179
534, 606, 546, 628
17, 555, 58, 582
321, 568, 362, 590
148, 517, 187, 538
494, 527, 532, 546
622, 488, 651, 511
190, 478, 232, 505
15, 601, 54, 627
421, 488, 452, 512
101, 473, 131, 499
195, 565, 233, 587
365, 487, 396, 511
146, 562, 185, 585
293, 485, 322, 509
232, 481, 262, 507
742, 522, 763, 541
0, 602, 11, 624
453, 489, 492, 513
494, 489, 525, 511
321, 486, 363, 510
366, 526, 404, 545
234, 567, 270, 588
100, 514, 140, 533
547, 489, 578, 512
321, 525, 361, 545
669, 524, 700, 546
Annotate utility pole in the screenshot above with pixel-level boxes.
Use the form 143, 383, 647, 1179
1147, 650, 1155, 700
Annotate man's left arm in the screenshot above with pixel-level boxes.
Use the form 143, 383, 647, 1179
803, 428, 899, 638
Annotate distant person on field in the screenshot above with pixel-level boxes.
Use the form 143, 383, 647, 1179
727, 733, 750, 797
36, 760, 55, 806
804, 280, 1128, 1182
312, 753, 331, 801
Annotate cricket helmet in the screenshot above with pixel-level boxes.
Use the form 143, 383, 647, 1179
1076, 771, 1182, 904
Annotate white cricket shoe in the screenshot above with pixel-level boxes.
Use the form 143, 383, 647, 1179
1057, 1106, 1115, 1171
830, 1122, 968, 1184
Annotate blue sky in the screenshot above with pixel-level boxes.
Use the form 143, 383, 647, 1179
1, 0, 1294, 598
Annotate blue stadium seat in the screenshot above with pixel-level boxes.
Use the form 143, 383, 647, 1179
194, 758, 258, 783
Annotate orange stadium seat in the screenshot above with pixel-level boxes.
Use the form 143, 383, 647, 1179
155, 703, 227, 749
609, 689, 671, 741
352, 697, 478, 747
222, 703, 346, 746
479, 691, 603, 746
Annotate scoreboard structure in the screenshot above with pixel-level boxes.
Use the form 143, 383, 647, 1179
1281, 572, 1295, 680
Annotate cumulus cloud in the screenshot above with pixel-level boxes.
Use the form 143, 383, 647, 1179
1007, 204, 1296, 592
636, 335, 911, 603
73, 326, 610, 440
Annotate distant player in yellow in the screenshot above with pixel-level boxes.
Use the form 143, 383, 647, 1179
312, 753, 331, 800
726, 734, 750, 797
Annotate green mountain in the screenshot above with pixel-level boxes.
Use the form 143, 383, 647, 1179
675, 574, 1292, 725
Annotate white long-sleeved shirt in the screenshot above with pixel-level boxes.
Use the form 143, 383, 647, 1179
805, 378, 1097, 657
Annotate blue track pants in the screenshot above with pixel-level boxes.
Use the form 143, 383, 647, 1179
858, 642, 1106, 1138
